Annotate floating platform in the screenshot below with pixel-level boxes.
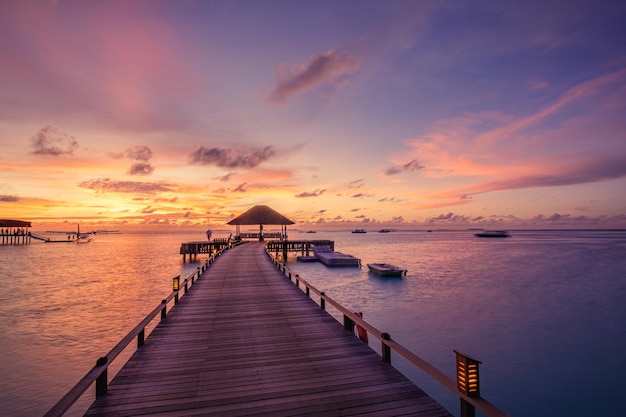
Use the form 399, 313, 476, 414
314, 245, 360, 267
296, 255, 319, 262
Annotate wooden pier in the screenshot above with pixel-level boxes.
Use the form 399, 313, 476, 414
179, 238, 232, 261
265, 239, 335, 260
46, 241, 509, 417
1, 219, 32, 245
81, 242, 452, 417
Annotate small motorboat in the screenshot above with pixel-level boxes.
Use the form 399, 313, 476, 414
367, 263, 407, 277
474, 230, 510, 238
379, 229, 391, 233
352, 229, 367, 233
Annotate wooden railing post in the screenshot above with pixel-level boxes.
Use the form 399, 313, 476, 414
95, 357, 108, 397
344, 314, 355, 332
320, 292, 326, 310
137, 329, 145, 347
160, 300, 167, 320
382, 333, 392, 363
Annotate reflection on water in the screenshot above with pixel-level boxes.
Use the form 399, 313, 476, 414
0, 232, 208, 417
1, 230, 625, 417
286, 230, 626, 417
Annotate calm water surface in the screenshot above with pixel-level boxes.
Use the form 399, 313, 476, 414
1, 230, 624, 416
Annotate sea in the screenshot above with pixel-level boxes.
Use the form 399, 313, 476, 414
0, 229, 624, 417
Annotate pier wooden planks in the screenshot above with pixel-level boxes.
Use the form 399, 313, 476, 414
84, 242, 451, 417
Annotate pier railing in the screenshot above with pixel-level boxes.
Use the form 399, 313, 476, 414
43, 245, 234, 417
267, 250, 510, 417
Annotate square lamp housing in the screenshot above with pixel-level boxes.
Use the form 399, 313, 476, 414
454, 350, 481, 397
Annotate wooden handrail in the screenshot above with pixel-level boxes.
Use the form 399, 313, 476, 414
266, 250, 510, 417
43, 244, 236, 417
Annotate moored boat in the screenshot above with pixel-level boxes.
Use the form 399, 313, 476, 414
352, 229, 367, 233
367, 263, 407, 277
474, 230, 510, 238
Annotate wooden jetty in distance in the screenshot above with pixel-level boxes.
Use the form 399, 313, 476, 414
45, 242, 509, 417
179, 238, 232, 261
182, 238, 336, 262
266, 239, 335, 260
1, 219, 32, 245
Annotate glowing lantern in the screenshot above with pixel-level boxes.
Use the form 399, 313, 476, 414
455, 350, 481, 397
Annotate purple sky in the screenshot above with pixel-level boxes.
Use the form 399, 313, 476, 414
1, 0, 625, 230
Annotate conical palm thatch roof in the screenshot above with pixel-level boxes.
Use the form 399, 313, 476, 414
227, 205, 295, 225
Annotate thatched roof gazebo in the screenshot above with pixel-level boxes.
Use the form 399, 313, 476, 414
0, 219, 32, 228
1, 219, 32, 245
227, 205, 294, 241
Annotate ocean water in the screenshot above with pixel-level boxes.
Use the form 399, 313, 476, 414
0, 229, 624, 416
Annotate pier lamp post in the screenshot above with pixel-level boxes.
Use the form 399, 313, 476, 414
454, 350, 481, 417
173, 276, 180, 304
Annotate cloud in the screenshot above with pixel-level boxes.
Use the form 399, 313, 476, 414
213, 173, 235, 182
79, 178, 173, 194
188, 145, 275, 170
1, 195, 19, 202
233, 183, 247, 192
295, 189, 326, 198
384, 159, 426, 175
30, 125, 78, 156
347, 179, 364, 189
426, 212, 472, 224
460, 155, 626, 198
109, 146, 155, 175
267, 50, 362, 105
128, 162, 155, 176
110, 145, 153, 161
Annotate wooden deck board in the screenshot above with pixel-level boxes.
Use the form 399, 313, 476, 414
84, 242, 452, 417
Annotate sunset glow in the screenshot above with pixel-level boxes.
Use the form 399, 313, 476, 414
1, 0, 625, 231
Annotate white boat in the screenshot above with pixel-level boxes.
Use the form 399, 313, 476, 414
367, 263, 407, 277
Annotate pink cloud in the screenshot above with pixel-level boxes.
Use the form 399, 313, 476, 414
393, 66, 626, 213
475, 67, 626, 147
266, 50, 362, 105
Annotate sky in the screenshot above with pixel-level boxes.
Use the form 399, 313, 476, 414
1, 0, 625, 231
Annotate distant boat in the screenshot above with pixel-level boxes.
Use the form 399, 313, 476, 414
352, 229, 367, 234
379, 229, 391, 233
367, 263, 407, 277
475, 230, 510, 238
306, 230, 317, 233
